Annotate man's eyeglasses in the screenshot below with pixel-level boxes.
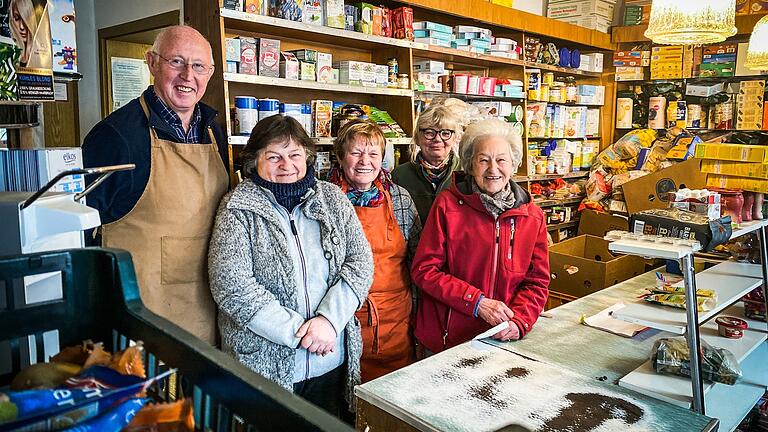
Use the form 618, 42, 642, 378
420, 128, 455, 141
151, 51, 213, 75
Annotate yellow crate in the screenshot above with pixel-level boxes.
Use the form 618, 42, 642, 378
707, 174, 768, 193
701, 160, 768, 179
694, 143, 768, 163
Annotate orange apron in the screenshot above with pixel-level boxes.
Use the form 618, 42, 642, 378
101, 95, 228, 345
354, 190, 414, 383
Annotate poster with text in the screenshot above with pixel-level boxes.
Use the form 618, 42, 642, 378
48, 0, 75, 74
0, 0, 54, 100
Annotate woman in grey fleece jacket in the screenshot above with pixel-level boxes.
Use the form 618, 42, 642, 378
208, 115, 373, 416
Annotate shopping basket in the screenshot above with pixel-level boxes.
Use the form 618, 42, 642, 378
0, 248, 352, 431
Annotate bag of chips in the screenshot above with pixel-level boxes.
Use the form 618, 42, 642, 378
651, 338, 741, 385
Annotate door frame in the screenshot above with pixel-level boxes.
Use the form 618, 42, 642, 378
98, 10, 180, 118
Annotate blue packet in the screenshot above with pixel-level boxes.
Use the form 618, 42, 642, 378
62, 398, 147, 432
0, 367, 173, 431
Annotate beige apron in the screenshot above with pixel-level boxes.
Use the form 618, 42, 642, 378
102, 95, 228, 344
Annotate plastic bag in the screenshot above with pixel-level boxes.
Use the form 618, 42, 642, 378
651, 338, 741, 385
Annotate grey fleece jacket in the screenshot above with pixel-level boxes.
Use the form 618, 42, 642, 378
208, 179, 374, 411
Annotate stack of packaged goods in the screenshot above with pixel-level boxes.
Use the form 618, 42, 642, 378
650, 45, 690, 80
452, 25, 493, 54
546, 0, 616, 33
412, 21, 453, 48
736, 80, 765, 131
489, 37, 521, 60
413, 60, 445, 92
699, 44, 737, 78
700, 142, 768, 194
614, 48, 649, 82
224, 1, 415, 41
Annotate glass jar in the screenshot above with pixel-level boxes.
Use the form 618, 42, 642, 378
565, 76, 577, 104
397, 74, 410, 89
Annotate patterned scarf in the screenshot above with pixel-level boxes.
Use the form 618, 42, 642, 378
416, 152, 453, 190
328, 165, 392, 208
469, 177, 517, 219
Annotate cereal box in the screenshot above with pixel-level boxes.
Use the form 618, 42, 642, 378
356, 3, 374, 34
312, 99, 333, 137
391, 6, 414, 41
239, 37, 258, 75
324, 0, 345, 29
258, 38, 280, 77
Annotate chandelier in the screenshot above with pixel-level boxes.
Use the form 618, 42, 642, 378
644, 0, 737, 45
745, 14, 768, 71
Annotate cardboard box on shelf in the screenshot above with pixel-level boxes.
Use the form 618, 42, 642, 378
547, 0, 616, 20
707, 174, 768, 193
615, 66, 645, 81
702, 160, 768, 179
621, 158, 707, 215
559, 14, 612, 33
695, 142, 768, 163
549, 235, 646, 298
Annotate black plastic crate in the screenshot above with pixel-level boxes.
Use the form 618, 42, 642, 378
0, 248, 351, 431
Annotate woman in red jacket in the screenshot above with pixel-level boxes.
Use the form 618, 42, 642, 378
412, 118, 550, 355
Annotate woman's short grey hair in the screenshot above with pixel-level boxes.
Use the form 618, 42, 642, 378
459, 119, 523, 173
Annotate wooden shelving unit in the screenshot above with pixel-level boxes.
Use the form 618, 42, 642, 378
185, 0, 615, 186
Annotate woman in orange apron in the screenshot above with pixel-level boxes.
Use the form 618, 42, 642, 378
329, 120, 421, 382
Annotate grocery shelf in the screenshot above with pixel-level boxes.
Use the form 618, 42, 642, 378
412, 45, 526, 69
220, 8, 416, 50
527, 136, 599, 140
527, 100, 604, 108
514, 172, 589, 182
612, 261, 764, 334
546, 220, 578, 231
618, 303, 767, 412
731, 219, 768, 240
228, 136, 413, 146
415, 90, 524, 102
524, 61, 602, 78
534, 196, 584, 208
224, 73, 414, 97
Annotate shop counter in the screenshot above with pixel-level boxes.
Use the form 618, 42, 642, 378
355, 270, 721, 432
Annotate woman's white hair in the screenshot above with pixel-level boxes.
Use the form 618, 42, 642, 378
459, 118, 523, 173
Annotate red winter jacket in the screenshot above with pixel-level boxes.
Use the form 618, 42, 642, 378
412, 174, 550, 354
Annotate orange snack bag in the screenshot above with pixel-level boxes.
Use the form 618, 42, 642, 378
123, 399, 195, 432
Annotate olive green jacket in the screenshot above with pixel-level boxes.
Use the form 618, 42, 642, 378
391, 155, 460, 222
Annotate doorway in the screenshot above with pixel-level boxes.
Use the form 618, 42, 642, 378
98, 10, 179, 118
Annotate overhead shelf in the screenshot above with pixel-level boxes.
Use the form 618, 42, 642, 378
224, 73, 414, 97
415, 90, 524, 102
399, 0, 614, 50
612, 261, 763, 334
618, 303, 767, 414
220, 8, 416, 50
534, 196, 585, 208
228, 136, 412, 146
612, 13, 768, 43
412, 45, 527, 69
524, 61, 602, 78
546, 220, 579, 231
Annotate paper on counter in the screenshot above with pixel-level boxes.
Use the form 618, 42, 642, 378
583, 303, 647, 338
472, 321, 510, 341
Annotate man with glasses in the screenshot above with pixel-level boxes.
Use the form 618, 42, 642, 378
82, 25, 228, 345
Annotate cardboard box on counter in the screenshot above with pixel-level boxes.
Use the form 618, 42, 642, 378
549, 235, 646, 298
620, 158, 707, 215
578, 210, 629, 237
